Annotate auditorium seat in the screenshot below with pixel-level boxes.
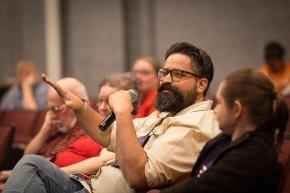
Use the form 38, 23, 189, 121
0, 123, 15, 170
0, 112, 3, 121
32, 110, 47, 136
1, 111, 40, 147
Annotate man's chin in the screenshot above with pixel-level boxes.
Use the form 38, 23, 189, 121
161, 89, 172, 94
159, 90, 175, 97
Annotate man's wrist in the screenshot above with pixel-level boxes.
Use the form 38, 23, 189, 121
114, 109, 132, 118
74, 99, 88, 115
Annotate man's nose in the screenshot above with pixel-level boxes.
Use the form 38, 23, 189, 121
160, 73, 173, 83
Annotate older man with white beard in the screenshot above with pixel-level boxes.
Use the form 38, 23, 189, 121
0, 78, 89, 184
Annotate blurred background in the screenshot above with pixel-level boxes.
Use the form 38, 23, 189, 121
1, 1, 290, 191
0, 0, 290, 96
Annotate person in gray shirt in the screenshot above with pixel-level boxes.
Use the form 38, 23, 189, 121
0, 60, 47, 110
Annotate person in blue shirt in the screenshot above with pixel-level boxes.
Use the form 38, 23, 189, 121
0, 59, 47, 110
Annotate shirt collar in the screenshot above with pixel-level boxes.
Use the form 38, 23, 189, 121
175, 100, 213, 116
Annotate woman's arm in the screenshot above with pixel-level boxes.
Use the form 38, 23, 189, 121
61, 149, 115, 175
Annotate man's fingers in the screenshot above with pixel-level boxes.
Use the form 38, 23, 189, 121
41, 74, 66, 97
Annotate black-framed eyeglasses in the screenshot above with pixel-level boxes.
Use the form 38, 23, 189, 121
157, 68, 203, 82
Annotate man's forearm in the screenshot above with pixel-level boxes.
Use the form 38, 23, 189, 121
115, 112, 148, 188
24, 131, 48, 154
76, 106, 111, 147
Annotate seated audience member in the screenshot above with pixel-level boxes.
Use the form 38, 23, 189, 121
60, 72, 139, 175
259, 42, 290, 94
97, 72, 139, 117
3, 42, 220, 193
0, 73, 139, 182
0, 78, 95, 183
132, 57, 159, 118
0, 59, 48, 110
153, 69, 288, 193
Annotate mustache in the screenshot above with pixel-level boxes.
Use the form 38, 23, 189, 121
158, 83, 175, 92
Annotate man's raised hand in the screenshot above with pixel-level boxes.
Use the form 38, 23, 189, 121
41, 74, 84, 111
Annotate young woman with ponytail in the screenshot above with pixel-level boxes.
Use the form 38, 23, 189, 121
155, 69, 289, 193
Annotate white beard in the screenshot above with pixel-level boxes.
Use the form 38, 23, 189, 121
57, 125, 70, 133
57, 117, 77, 133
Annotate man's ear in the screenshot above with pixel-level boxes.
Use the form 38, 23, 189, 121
197, 78, 208, 94
233, 100, 243, 119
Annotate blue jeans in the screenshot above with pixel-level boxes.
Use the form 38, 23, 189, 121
3, 155, 88, 193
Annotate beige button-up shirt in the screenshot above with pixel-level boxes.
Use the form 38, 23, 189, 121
89, 100, 220, 193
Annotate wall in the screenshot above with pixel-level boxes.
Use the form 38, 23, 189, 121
153, 0, 290, 95
61, 0, 125, 96
0, 0, 46, 79
0, 0, 290, 96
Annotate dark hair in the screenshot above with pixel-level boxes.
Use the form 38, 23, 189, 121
264, 41, 285, 60
223, 69, 289, 149
165, 42, 214, 95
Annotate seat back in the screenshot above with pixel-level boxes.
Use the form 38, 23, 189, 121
1, 111, 39, 146
32, 110, 47, 136
0, 111, 3, 121
0, 123, 15, 170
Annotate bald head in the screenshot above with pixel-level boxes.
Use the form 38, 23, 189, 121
48, 77, 88, 100
46, 77, 88, 133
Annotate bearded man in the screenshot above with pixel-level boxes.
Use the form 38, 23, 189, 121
3, 42, 219, 193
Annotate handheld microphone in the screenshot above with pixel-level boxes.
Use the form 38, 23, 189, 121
99, 89, 138, 131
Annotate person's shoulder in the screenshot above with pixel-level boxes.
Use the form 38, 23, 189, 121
259, 65, 269, 74
167, 108, 219, 138
230, 132, 278, 166
180, 103, 215, 121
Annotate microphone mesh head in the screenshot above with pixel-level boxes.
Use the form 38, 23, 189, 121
128, 89, 139, 102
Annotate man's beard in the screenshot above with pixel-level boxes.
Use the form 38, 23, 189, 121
155, 82, 197, 114
55, 117, 77, 133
